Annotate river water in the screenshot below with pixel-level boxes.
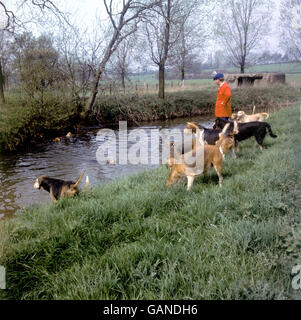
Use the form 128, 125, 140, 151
0, 115, 214, 219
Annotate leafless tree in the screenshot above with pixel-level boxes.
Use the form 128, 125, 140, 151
168, 0, 212, 86
0, 1, 68, 33
110, 37, 134, 89
55, 24, 93, 102
280, 0, 301, 62
142, 0, 189, 98
85, 0, 160, 114
214, 0, 271, 73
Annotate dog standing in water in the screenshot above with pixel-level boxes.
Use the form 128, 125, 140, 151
34, 170, 89, 202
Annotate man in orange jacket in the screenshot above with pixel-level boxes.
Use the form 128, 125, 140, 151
213, 73, 232, 121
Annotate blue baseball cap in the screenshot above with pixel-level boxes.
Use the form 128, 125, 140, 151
213, 73, 224, 80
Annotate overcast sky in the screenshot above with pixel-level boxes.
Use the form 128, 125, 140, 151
62, 0, 283, 53
9, 0, 283, 54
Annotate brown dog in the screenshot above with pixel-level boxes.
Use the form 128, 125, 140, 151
33, 170, 89, 202
166, 122, 238, 190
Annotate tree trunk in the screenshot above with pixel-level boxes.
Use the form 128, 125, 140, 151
181, 67, 185, 87
85, 64, 105, 115
158, 63, 165, 99
157, 0, 170, 100
240, 64, 245, 74
0, 60, 5, 108
121, 69, 125, 90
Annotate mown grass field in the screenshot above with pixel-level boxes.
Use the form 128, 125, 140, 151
0, 103, 301, 300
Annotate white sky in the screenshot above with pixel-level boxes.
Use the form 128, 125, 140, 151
8, 0, 284, 56
60, 0, 283, 53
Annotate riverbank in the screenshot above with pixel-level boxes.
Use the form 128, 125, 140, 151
0, 92, 81, 152
0, 85, 300, 151
0, 103, 301, 299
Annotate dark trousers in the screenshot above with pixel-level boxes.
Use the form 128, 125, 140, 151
216, 117, 230, 121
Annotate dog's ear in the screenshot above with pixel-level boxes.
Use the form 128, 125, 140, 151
33, 176, 46, 189
214, 118, 222, 130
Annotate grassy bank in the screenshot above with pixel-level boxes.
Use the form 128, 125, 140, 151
0, 103, 301, 299
89, 85, 300, 124
0, 93, 81, 152
0, 85, 299, 151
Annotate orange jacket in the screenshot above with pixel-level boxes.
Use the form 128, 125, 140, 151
215, 82, 232, 117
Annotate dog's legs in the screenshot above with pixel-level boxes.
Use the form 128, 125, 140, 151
166, 168, 180, 187
235, 140, 239, 152
50, 188, 58, 203
213, 164, 223, 187
255, 136, 264, 151
203, 162, 211, 181
231, 146, 237, 159
187, 175, 195, 191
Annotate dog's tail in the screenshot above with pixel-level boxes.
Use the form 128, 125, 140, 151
266, 123, 277, 138
84, 176, 89, 191
262, 112, 269, 119
73, 169, 86, 188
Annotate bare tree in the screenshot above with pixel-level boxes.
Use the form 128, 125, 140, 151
55, 24, 93, 102
142, 0, 187, 98
112, 37, 134, 89
85, 0, 160, 114
0, 1, 68, 33
168, 0, 212, 86
214, 0, 271, 73
280, 0, 301, 62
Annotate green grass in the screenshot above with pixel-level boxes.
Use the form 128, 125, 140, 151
91, 85, 300, 124
1, 103, 301, 299
202, 62, 301, 74
1, 84, 299, 151
132, 63, 301, 84
0, 92, 81, 151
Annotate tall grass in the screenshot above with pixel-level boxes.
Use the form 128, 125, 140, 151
0, 103, 300, 299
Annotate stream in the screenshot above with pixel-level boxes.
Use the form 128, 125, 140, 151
0, 115, 214, 219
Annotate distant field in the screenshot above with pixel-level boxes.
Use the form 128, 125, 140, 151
286, 73, 301, 85
203, 62, 301, 74
130, 63, 301, 89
